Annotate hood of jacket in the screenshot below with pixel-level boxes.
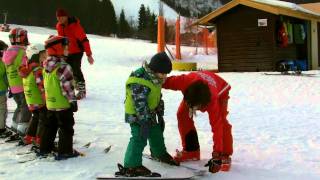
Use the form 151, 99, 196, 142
43, 56, 65, 73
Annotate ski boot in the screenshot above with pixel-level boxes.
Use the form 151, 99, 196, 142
0, 129, 13, 138
151, 152, 180, 166
174, 149, 200, 162
5, 133, 21, 143
220, 155, 232, 171
17, 135, 34, 146
115, 164, 161, 177
54, 149, 83, 160
76, 82, 86, 100
205, 152, 231, 173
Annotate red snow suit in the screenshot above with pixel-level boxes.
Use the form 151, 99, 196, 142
56, 17, 92, 56
163, 71, 233, 156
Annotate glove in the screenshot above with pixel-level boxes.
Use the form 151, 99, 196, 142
8, 90, 13, 98
139, 120, 152, 140
205, 158, 222, 173
70, 101, 78, 112
157, 114, 165, 132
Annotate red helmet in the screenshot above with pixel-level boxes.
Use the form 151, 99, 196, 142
9, 28, 29, 46
45, 35, 69, 56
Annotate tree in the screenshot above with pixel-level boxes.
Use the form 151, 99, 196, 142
118, 9, 131, 38
148, 12, 157, 43
138, 4, 147, 32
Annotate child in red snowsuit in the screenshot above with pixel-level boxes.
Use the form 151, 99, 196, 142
163, 70, 233, 173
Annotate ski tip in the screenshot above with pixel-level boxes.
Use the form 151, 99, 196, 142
83, 142, 91, 148
104, 145, 112, 153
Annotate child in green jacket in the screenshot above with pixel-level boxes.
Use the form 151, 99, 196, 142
116, 52, 179, 177
0, 40, 9, 138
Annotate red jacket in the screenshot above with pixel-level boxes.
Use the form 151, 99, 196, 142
163, 71, 231, 127
56, 17, 92, 56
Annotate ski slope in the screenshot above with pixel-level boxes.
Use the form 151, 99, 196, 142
0, 25, 320, 180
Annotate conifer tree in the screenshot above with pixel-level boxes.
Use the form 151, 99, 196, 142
118, 9, 131, 38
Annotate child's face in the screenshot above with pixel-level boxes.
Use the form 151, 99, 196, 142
63, 45, 69, 56
57, 16, 68, 25
155, 73, 167, 82
39, 51, 47, 65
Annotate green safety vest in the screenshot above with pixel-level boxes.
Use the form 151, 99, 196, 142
125, 77, 161, 115
0, 60, 7, 91
22, 68, 44, 105
5, 49, 24, 88
43, 65, 70, 110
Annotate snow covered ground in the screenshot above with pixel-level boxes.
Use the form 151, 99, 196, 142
1, 25, 320, 180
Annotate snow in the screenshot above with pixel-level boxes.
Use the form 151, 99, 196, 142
110, 0, 178, 20
1, 25, 320, 180
253, 0, 320, 16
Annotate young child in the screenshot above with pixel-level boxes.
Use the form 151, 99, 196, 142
40, 35, 79, 159
0, 40, 10, 138
116, 52, 178, 177
163, 71, 233, 173
18, 43, 47, 146
2, 28, 32, 140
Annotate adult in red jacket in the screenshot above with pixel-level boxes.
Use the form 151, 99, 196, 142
56, 9, 94, 100
163, 71, 233, 173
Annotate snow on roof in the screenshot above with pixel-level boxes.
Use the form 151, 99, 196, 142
253, 0, 320, 16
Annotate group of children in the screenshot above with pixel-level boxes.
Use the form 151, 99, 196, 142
1, 27, 233, 178
117, 51, 233, 177
0, 27, 80, 159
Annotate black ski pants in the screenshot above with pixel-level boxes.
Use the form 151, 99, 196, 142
26, 107, 47, 138
66, 52, 85, 83
40, 109, 75, 154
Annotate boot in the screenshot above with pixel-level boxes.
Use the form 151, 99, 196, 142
115, 164, 160, 177
34, 136, 41, 147
152, 152, 180, 166
220, 155, 232, 171
0, 128, 13, 138
23, 135, 34, 145
211, 152, 232, 172
76, 82, 86, 100
54, 149, 82, 160
5, 133, 21, 143
174, 149, 200, 162
17, 135, 34, 146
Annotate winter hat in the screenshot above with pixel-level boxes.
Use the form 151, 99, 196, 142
148, 52, 172, 74
45, 35, 69, 56
9, 28, 29, 46
56, 8, 68, 17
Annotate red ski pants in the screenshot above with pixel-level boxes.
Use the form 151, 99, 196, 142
176, 95, 233, 156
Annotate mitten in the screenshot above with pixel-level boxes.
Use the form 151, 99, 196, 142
70, 101, 78, 112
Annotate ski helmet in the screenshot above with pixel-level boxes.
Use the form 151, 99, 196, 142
45, 35, 69, 56
26, 43, 46, 63
9, 28, 29, 46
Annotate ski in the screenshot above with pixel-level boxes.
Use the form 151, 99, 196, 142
142, 154, 206, 176
263, 72, 317, 77
96, 176, 195, 180
97, 163, 194, 180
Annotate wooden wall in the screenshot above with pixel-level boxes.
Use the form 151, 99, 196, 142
214, 5, 309, 72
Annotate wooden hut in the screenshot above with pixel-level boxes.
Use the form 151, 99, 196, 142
193, 0, 320, 72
